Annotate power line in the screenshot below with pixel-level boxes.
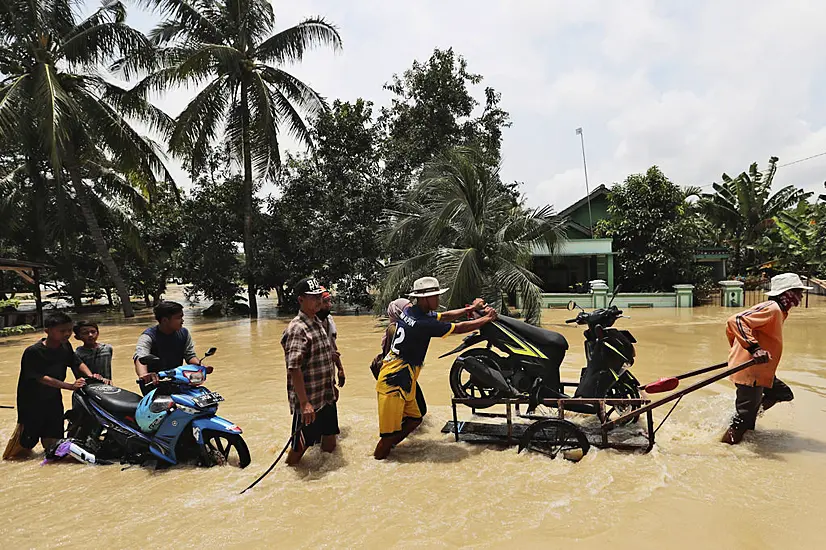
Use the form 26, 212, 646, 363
777, 151, 826, 168
697, 150, 826, 189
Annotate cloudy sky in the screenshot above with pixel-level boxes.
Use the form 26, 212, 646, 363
104, 0, 826, 211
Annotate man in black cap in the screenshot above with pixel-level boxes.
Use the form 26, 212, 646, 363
281, 277, 341, 465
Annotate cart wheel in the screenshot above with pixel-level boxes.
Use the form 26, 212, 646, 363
449, 348, 504, 409
605, 379, 641, 426
517, 419, 590, 462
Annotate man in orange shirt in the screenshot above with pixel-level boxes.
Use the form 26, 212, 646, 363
721, 273, 810, 444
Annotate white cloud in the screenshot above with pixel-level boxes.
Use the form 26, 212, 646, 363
106, 0, 826, 209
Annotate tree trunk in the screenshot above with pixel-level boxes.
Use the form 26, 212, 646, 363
144, 290, 151, 308
275, 283, 284, 307
69, 285, 83, 309
240, 82, 259, 318
105, 286, 113, 307
67, 167, 135, 318
58, 231, 84, 308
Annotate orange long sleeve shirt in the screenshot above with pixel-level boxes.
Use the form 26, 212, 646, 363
726, 300, 787, 387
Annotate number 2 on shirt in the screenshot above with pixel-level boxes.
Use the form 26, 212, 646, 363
390, 327, 406, 355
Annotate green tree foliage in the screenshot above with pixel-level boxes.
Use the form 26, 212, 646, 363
264, 99, 388, 308
0, 0, 174, 317
768, 190, 826, 275
120, 196, 182, 306
179, 168, 248, 315
380, 146, 564, 324
379, 47, 510, 192
597, 166, 701, 292
700, 156, 811, 275
135, 0, 342, 317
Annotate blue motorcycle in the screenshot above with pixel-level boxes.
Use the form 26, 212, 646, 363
65, 348, 250, 468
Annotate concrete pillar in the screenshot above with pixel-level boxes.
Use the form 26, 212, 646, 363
590, 279, 609, 309
607, 255, 615, 292
673, 284, 695, 308
719, 280, 744, 307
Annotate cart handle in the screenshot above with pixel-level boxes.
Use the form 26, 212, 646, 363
604, 358, 757, 430
639, 361, 729, 393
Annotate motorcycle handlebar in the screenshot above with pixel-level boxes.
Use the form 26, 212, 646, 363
566, 306, 623, 326
135, 372, 169, 387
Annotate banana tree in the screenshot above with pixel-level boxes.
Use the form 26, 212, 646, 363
700, 156, 811, 275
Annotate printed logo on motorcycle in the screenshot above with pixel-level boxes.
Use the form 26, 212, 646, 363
492, 322, 548, 359
92, 386, 121, 394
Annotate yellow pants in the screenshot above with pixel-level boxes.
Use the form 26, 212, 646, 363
376, 359, 422, 437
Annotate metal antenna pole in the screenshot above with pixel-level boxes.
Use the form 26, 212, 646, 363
576, 127, 594, 238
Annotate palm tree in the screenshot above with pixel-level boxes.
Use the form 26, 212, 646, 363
133, 0, 342, 317
700, 156, 811, 275
0, 0, 174, 317
380, 146, 565, 324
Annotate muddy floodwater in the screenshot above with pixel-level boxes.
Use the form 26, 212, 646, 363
1, 291, 825, 549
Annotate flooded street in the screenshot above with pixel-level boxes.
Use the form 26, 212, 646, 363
1, 292, 825, 549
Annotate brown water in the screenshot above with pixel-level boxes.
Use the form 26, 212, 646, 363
1, 291, 825, 549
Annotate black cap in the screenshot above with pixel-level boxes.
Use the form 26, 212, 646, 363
294, 277, 324, 297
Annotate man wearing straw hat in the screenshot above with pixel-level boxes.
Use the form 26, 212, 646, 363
374, 276, 497, 459
721, 273, 810, 444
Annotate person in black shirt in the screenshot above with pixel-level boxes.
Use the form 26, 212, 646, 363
374, 277, 496, 459
3, 312, 108, 460
133, 301, 206, 395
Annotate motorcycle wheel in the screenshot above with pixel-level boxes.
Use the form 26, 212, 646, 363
199, 430, 251, 468
65, 408, 100, 442
448, 348, 505, 409
517, 418, 590, 462
604, 376, 641, 426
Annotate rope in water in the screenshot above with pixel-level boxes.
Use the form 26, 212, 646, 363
240, 426, 301, 495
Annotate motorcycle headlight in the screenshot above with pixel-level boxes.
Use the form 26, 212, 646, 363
185, 370, 205, 385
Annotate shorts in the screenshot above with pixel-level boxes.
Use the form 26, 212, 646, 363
291, 402, 340, 452
376, 360, 423, 437
378, 387, 423, 437
19, 400, 64, 449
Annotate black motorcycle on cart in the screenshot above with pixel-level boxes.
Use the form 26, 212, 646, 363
443, 290, 640, 418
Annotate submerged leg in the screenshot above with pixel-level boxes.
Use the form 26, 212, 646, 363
722, 384, 763, 444
761, 377, 794, 412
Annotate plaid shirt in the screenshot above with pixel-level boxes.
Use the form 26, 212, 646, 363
281, 311, 337, 413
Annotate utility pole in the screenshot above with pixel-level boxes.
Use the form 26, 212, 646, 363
576, 127, 594, 238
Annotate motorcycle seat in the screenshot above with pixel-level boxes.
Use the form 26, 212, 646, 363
496, 316, 569, 350
85, 384, 143, 416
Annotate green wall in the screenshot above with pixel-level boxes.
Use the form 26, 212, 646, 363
568, 195, 609, 229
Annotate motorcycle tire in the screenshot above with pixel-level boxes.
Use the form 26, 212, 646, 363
449, 348, 506, 409
199, 430, 251, 468
605, 376, 641, 426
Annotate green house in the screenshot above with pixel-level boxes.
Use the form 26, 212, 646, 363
532, 185, 615, 292
531, 185, 729, 293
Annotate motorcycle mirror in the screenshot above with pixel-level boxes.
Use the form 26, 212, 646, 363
567, 300, 584, 312
608, 284, 622, 307
139, 354, 161, 366
205, 347, 217, 357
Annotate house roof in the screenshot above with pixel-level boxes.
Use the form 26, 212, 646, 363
563, 219, 593, 237
557, 184, 610, 219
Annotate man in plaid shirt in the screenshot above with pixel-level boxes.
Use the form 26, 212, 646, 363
282, 277, 341, 466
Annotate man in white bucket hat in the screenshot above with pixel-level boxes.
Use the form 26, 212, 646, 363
721, 273, 811, 444
373, 276, 497, 459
